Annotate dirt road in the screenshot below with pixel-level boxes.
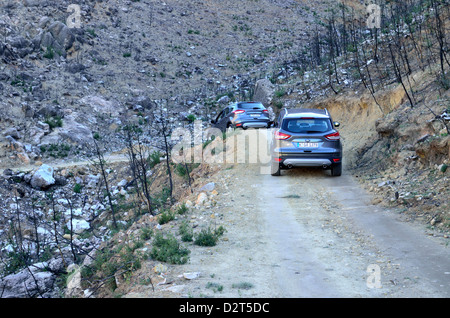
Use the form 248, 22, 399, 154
173, 163, 450, 298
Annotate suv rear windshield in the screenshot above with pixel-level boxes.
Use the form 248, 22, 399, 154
237, 103, 265, 110
282, 118, 332, 133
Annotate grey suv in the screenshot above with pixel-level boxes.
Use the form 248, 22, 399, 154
270, 108, 342, 176
211, 101, 270, 132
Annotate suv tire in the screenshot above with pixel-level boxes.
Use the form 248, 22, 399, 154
271, 161, 281, 176
331, 163, 342, 177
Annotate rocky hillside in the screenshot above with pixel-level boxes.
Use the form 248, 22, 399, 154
0, 0, 345, 168
0, 0, 448, 298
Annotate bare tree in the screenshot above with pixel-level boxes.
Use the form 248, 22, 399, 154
91, 139, 118, 229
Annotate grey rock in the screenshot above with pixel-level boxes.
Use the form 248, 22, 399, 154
48, 21, 75, 50
58, 116, 93, 146
217, 95, 230, 105
30, 164, 55, 190
253, 79, 275, 107
199, 182, 215, 192
0, 263, 57, 298
3, 127, 21, 139
65, 62, 86, 73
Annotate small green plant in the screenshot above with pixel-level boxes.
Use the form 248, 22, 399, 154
73, 183, 83, 193
178, 221, 193, 242
140, 227, 153, 241
43, 46, 54, 59
1, 248, 29, 276
40, 143, 71, 158
274, 88, 286, 98
87, 28, 97, 37
80, 242, 143, 291
194, 226, 226, 247
123, 52, 131, 58
206, 282, 224, 293
148, 151, 162, 168
93, 132, 101, 140
44, 116, 63, 129
273, 100, 283, 109
158, 210, 174, 225
150, 232, 190, 264
176, 203, 188, 215
186, 114, 196, 122
232, 281, 254, 290
175, 163, 189, 178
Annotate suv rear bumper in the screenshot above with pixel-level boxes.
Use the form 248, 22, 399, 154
273, 152, 342, 169
283, 158, 333, 167
234, 121, 270, 129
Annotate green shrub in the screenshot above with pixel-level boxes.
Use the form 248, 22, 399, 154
158, 210, 174, 225
150, 232, 190, 264
140, 227, 153, 241
206, 282, 224, 293
194, 226, 226, 247
44, 116, 63, 129
73, 183, 83, 193
274, 88, 286, 98
186, 114, 196, 122
232, 282, 254, 290
176, 203, 188, 215
148, 151, 162, 168
175, 163, 189, 178
179, 221, 193, 242
43, 46, 54, 59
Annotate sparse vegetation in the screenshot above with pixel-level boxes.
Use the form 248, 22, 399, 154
194, 226, 226, 247
43, 46, 54, 59
150, 232, 190, 264
44, 116, 63, 129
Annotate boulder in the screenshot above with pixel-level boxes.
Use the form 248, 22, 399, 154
80, 95, 124, 116
199, 182, 215, 192
0, 260, 62, 298
47, 21, 75, 50
3, 127, 21, 140
195, 192, 208, 206
30, 164, 55, 190
58, 115, 93, 146
253, 79, 275, 107
66, 219, 90, 234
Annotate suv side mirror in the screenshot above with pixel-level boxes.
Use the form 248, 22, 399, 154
334, 122, 340, 128
211, 119, 216, 124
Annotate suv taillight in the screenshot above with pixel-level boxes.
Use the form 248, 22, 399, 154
233, 110, 245, 115
275, 131, 291, 140
324, 131, 340, 141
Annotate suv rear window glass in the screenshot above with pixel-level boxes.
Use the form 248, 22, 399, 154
237, 103, 265, 109
282, 118, 332, 133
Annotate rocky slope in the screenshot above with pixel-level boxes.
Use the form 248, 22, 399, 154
1, 0, 343, 168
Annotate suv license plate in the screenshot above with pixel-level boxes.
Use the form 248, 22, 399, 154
296, 142, 319, 148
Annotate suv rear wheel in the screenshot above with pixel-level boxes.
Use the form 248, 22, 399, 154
270, 160, 281, 176
331, 163, 342, 176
